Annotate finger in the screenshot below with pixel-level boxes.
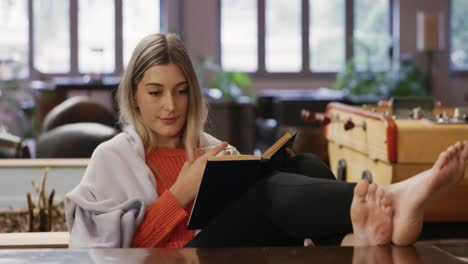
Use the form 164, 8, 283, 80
301, 109, 311, 120
285, 147, 295, 158
201, 142, 229, 159
179, 161, 193, 171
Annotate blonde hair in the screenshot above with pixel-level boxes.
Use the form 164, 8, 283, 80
117, 33, 207, 160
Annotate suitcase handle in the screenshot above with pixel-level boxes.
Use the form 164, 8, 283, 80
337, 159, 347, 181
361, 170, 373, 183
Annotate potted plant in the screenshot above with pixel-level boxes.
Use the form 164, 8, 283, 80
196, 56, 255, 101
335, 42, 427, 101
196, 57, 256, 154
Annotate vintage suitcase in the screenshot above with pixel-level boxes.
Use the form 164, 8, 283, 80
325, 102, 468, 222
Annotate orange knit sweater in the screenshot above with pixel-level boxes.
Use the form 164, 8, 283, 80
131, 148, 196, 248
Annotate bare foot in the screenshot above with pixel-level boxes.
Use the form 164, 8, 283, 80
386, 141, 468, 245
344, 180, 393, 246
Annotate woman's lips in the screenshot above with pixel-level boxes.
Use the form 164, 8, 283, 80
160, 117, 177, 124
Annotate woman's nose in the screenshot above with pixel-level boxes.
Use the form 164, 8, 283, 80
163, 95, 175, 111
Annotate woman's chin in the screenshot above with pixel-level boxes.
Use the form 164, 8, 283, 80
153, 128, 182, 139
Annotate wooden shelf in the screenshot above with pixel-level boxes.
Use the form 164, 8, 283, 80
0, 159, 88, 168
0, 231, 69, 248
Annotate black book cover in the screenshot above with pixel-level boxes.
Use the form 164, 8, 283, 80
187, 159, 261, 230
188, 132, 296, 230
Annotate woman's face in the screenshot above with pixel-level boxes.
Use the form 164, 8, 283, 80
134, 63, 189, 148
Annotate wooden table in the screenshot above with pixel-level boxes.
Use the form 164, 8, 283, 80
0, 241, 467, 263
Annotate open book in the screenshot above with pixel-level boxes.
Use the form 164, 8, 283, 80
188, 131, 297, 229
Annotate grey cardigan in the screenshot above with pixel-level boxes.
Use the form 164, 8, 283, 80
65, 127, 237, 248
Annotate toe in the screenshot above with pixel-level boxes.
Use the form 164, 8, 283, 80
381, 197, 392, 208
384, 205, 393, 216
435, 151, 450, 170
367, 183, 377, 202
354, 180, 369, 203
462, 141, 468, 153
455, 141, 463, 152
448, 145, 458, 158
460, 141, 468, 162
376, 187, 384, 207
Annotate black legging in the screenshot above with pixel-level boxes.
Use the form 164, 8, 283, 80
185, 153, 356, 247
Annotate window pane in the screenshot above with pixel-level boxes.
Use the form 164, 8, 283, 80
0, 0, 28, 79
34, 0, 70, 73
79, 0, 115, 73
309, 0, 345, 72
354, 0, 390, 71
123, 0, 160, 68
221, 0, 257, 72
451, 0, 468, 70
266, 0, 301, 72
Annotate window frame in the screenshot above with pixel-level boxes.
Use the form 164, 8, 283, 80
218, 0, 393, 79
25, 0, 164, 80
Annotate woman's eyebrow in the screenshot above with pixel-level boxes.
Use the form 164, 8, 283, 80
175, 81, 188, 87
144, 81, 187, 87
145, 82, 164, 87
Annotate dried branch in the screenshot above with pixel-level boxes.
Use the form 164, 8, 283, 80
26, 192, 35, 232
38, 208, 47, 232
38, 167, 49, 209
47, 189, 55, 231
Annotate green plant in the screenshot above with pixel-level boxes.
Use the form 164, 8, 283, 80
197, 57, 255, 100
385, 58, 427, 96
335, 58, 388, 96
335, 41, 427, 98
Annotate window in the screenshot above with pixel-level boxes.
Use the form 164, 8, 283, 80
221, 0, 257, 72
123, 0, 160, 68
451, 0, 468, 71
309, 0, 345, 72
0, 0, 162, 79
0, 0, 28, 79
265, 0, 301, 72
34, 0, 70, 73
354, 0, 391, 71
78, 0, 115, 73
220, 0, 392, 74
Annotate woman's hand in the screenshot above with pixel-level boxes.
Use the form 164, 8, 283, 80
170, 142, 229, 207
285, 147, 296, 158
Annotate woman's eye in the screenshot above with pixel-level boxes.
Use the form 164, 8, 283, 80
149, 91, 161, 96
178, 89, 188, 94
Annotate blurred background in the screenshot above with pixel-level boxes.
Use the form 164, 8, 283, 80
1, 0, 468, 234
0, 0, 466, 159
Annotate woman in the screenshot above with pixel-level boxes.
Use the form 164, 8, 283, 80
65, 33, 468, 248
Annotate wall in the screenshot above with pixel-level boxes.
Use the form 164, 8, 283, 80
397, 0, 456, 106
452, 78, 468, 106
180, 0, 219, 68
